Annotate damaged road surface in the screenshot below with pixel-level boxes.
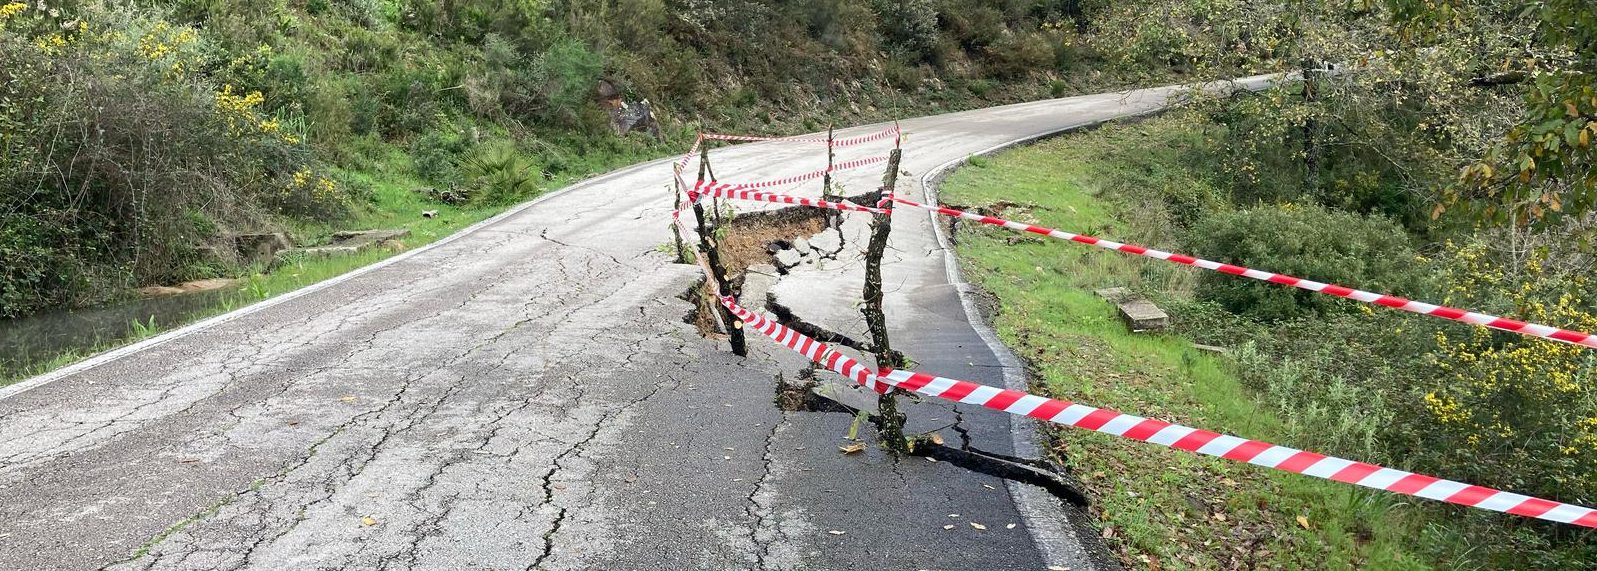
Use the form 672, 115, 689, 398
0, 76, 1274, 570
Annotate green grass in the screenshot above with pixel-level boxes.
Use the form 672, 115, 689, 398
940, 120, 1429, 570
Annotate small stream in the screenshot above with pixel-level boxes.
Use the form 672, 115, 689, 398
0, 287, 243, 381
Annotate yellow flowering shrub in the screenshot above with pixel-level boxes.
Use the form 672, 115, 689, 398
1, 3, 330, 316
1422, 241, 1597, 502
214, 85, 297, 143
0, 2, 26, 20
271, 168, 349, 220
134, 20, 199, 78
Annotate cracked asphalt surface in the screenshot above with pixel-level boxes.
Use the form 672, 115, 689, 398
0, 77, 1274, 570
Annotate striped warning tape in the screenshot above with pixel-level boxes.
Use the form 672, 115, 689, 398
834, 125, 902, 147
692, 181, 888, 214
720, 295, 1597, 529
892, 196, 1597, 350
676, 134, 704, 172
702, 124, 900, 146
675, 151, 888, 214
734, 155, 891, 189
722, 297, 884, 392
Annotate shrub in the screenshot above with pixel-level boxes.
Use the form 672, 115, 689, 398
1184, 204, 1427, 321
0, 3, 312, 315
1419, 242, 1597, 505
529, 37, 604, 127
984, 31, 1054, 79
409, 129, 472, 183
1233, 340, 1399, 461
872, 0, 937, 61
883, 56, 927, 90
1048, 78, 1068, 97
938, 2, 1007, 51
460, 143, 541, 205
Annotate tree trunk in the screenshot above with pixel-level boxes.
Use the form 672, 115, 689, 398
1301, 61, 1322, 199
862, 148, 907, 455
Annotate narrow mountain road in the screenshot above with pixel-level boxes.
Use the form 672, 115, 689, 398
0, 76, 1274, 571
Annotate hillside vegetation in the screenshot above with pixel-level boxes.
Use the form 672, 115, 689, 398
942, 0, 1597, 567
1, 0, 1178, 318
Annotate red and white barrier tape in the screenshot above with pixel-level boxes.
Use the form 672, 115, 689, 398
676, 134, 704, 172
733, 155, 891, 189
704, 133, 830, 143
893, 197, 1597, 350
676, 129, 1597, 529
692, 181, 888, 214
833, 125, 901, 147
702, 124, 900, 147
724, 298, 884, 392
721, 295, 1597, 529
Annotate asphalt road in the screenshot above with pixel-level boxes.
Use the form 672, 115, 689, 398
0, 76, 1275, 571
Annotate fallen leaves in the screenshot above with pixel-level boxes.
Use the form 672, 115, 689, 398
1296, 515, 1311, 530
360, 516, 378, 526
838, 443, 865, 455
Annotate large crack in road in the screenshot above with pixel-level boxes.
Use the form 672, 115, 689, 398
0, 76, 1275, 571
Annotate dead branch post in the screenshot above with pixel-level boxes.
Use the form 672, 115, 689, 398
824, 124, 839, 229
670, 164, 689, 264
693, 144, 747, 356
702, 146, 722, 226
863, 142, 907, 455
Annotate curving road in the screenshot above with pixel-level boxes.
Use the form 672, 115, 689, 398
0, 76, 1274, 571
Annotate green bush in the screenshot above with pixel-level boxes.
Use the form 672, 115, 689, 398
409, 129, 472, 183
984, 31, 1055, 78
461, 143, 541, 205
1418, 242, 1597, 509
0, 3, 321, 314
529, 37, 604, 128
1184, 204, 1428, 321
872, 0, 937, 61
